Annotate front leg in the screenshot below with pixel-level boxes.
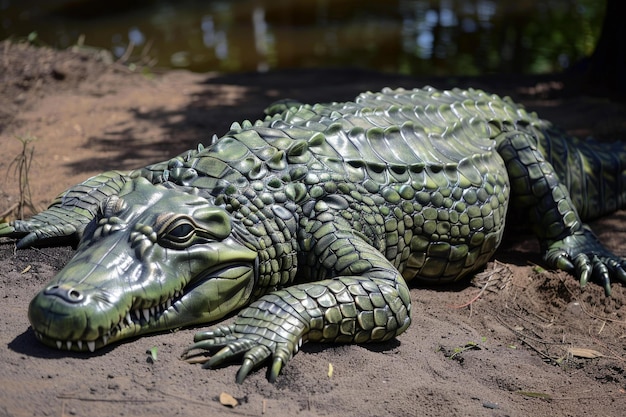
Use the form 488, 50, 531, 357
0, 146, 206, 248
183, 230, 411, 383
0, 170, 129, 248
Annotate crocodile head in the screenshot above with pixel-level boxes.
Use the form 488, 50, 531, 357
28, 178, 258, 352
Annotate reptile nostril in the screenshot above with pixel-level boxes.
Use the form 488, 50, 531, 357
68, 289, 82, 300
44, 285, 84, 303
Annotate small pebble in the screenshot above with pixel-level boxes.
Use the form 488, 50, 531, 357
482, 401, 499, 409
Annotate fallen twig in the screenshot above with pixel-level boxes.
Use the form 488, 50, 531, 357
449, 261, 511, 309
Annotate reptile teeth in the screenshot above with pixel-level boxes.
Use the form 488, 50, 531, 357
43, 291, 182, 353
129, 291, 179, 326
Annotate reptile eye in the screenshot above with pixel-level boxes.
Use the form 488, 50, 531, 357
158, 218, 197, 249
168, 222, 194, 239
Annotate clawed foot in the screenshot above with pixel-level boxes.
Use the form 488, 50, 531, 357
181, 323, 303, 383
0, 219, 80, 248
544, 226, 626, 296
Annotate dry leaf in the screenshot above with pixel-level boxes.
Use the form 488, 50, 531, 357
219, 392, 238, 408
567, 347, 604, 359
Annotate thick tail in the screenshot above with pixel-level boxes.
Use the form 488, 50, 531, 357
533, 122, 626, 220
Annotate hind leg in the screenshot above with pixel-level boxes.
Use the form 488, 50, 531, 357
496, 131, 626, 295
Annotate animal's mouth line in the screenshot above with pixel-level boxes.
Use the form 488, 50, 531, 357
33, 261, 254, 352
34, 288, 186, 352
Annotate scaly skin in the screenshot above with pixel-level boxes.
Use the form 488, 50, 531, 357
1, 87, 625, 383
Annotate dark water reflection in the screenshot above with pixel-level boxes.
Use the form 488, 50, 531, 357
1, 0, 604, 75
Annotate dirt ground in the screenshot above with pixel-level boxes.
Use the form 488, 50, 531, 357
1, 40, 626, 417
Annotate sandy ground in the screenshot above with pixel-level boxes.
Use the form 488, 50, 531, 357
0, 41, 625, 417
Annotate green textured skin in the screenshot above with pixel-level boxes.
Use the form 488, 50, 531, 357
1, 87, 625, 382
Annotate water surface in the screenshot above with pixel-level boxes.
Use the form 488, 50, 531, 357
1, 0, 604, 75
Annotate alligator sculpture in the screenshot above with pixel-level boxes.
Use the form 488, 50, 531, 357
2, 87, 625, 383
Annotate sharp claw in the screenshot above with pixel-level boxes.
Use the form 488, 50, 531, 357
545, 227, 626, 296
17, 232, 37, 249
590, 255, 611, 296
205, 345, 234, 368
181, 345, 197, 357
0, 222, 16, 237
554, 252, 574, 272
616, 267, 626, 284
269, 357, 283, 383
193, 332, 209, 342
183, 339, 218, 355
238, 345, 273, 382
185, 311, 301, 382
573, 255, 591, 288
194, 324, 234, 342
236, 358, 255, 384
